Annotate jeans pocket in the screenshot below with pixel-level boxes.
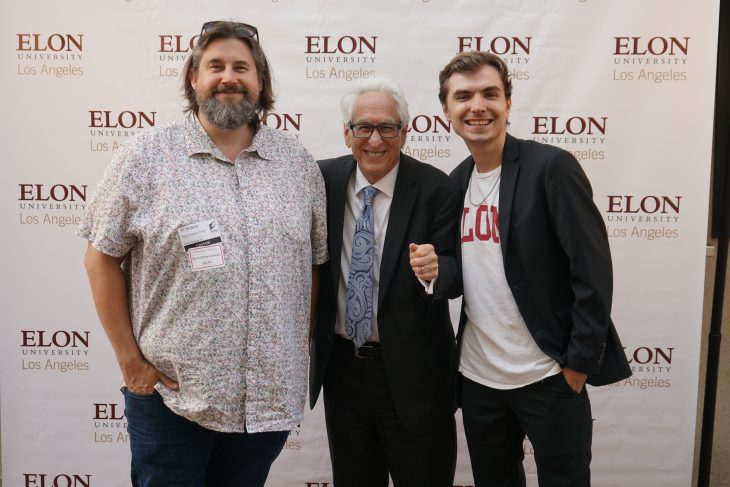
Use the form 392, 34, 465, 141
556, 372, 582, 396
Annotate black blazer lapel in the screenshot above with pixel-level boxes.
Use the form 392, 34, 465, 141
498, 134, 520, 258
455, 156, 474, 193
328, 158, 356, 291
451, 156, 473, 284
378, 155, 418, 309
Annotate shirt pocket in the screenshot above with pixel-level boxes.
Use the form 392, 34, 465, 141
276, 177, 311, 244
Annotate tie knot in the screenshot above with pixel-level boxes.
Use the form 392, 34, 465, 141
363, 186, 377, 207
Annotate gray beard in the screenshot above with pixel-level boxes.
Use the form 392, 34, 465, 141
198, 92, 259, 130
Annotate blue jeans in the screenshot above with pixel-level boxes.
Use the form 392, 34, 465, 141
122, 388, 288, 487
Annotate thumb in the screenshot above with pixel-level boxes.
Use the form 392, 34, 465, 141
409, 243, 418, 253
157, 370, 180, 391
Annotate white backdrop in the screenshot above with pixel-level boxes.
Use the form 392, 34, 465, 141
0, 1, 719, 486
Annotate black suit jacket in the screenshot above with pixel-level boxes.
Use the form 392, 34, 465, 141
309, 153, 462, 433
450, 134, 631, 386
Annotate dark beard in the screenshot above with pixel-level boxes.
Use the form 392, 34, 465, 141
197, 88, 259, 130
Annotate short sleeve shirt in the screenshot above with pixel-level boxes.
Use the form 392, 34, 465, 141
78, 117, 328, 432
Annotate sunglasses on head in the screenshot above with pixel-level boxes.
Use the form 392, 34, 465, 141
200, 21, 259, 42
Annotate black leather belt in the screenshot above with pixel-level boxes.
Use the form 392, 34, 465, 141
334, 335, 382, 360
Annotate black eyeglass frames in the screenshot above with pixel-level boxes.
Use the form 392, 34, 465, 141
348, 122, 403, 139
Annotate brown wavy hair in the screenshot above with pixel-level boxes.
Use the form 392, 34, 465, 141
438, 51, 512, 105
182, 21, 274, 122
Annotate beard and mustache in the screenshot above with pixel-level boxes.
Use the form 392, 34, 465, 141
196, 86, 260, 130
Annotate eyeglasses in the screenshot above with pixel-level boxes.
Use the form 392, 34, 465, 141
348, 122, 403, 139
200, 21, 259, 42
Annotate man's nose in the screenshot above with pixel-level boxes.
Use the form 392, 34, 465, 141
367, 129, 384, 143
470, 95, 487, 112
220, 66, 236, 83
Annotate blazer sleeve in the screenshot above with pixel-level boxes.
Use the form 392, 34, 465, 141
431, 179, 463, 301
544, 150, 613, 375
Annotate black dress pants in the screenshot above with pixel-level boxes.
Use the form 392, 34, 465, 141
323, 336, 456, 487
461, 373, 592, 487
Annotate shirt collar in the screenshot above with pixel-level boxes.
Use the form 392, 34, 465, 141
183, 115, 275, 162
353, 158, 399, 200
241, 123, 276, 161
183, 115, 220, 159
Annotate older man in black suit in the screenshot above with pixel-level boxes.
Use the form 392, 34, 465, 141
309, 77, 461, 487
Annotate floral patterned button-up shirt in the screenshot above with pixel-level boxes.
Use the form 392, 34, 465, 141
79, 117, 328, 432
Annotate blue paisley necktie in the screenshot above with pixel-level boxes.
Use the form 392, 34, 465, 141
345, 185, 377, 348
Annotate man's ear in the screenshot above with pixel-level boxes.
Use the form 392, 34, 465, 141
343, 124, 352, 149
442, 103, 451, 121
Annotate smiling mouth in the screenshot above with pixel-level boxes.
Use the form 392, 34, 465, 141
465, 119, 492, 126
364, 150, 386, 158
214, 87, 246, 95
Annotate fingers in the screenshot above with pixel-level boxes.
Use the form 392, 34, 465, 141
409, 243, 436, 267
409, 243, 438, 281
562, 367, 588, 394
122, 358, 178, 394
157, 370, 180, 391
416, 264, 438, 282
124, 372, 158, 395
409, 243, 434, 259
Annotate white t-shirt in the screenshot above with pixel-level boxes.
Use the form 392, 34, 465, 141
459, 165, 560, 389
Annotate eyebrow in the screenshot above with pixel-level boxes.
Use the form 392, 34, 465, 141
452, 85, 502, 97
205, 58, 250, 67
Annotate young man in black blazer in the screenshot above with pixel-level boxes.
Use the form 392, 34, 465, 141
309, 77, 461, 487
440, 51, 632, 487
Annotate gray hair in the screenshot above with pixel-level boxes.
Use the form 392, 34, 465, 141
340, 76, 410, 126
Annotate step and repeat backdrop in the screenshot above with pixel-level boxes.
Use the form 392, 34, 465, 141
0, 0, 720, 486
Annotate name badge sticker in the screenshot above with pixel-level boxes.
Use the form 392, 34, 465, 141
177, 219, 226, 271
189, 243, 225, 271
177, 219, 222, 250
